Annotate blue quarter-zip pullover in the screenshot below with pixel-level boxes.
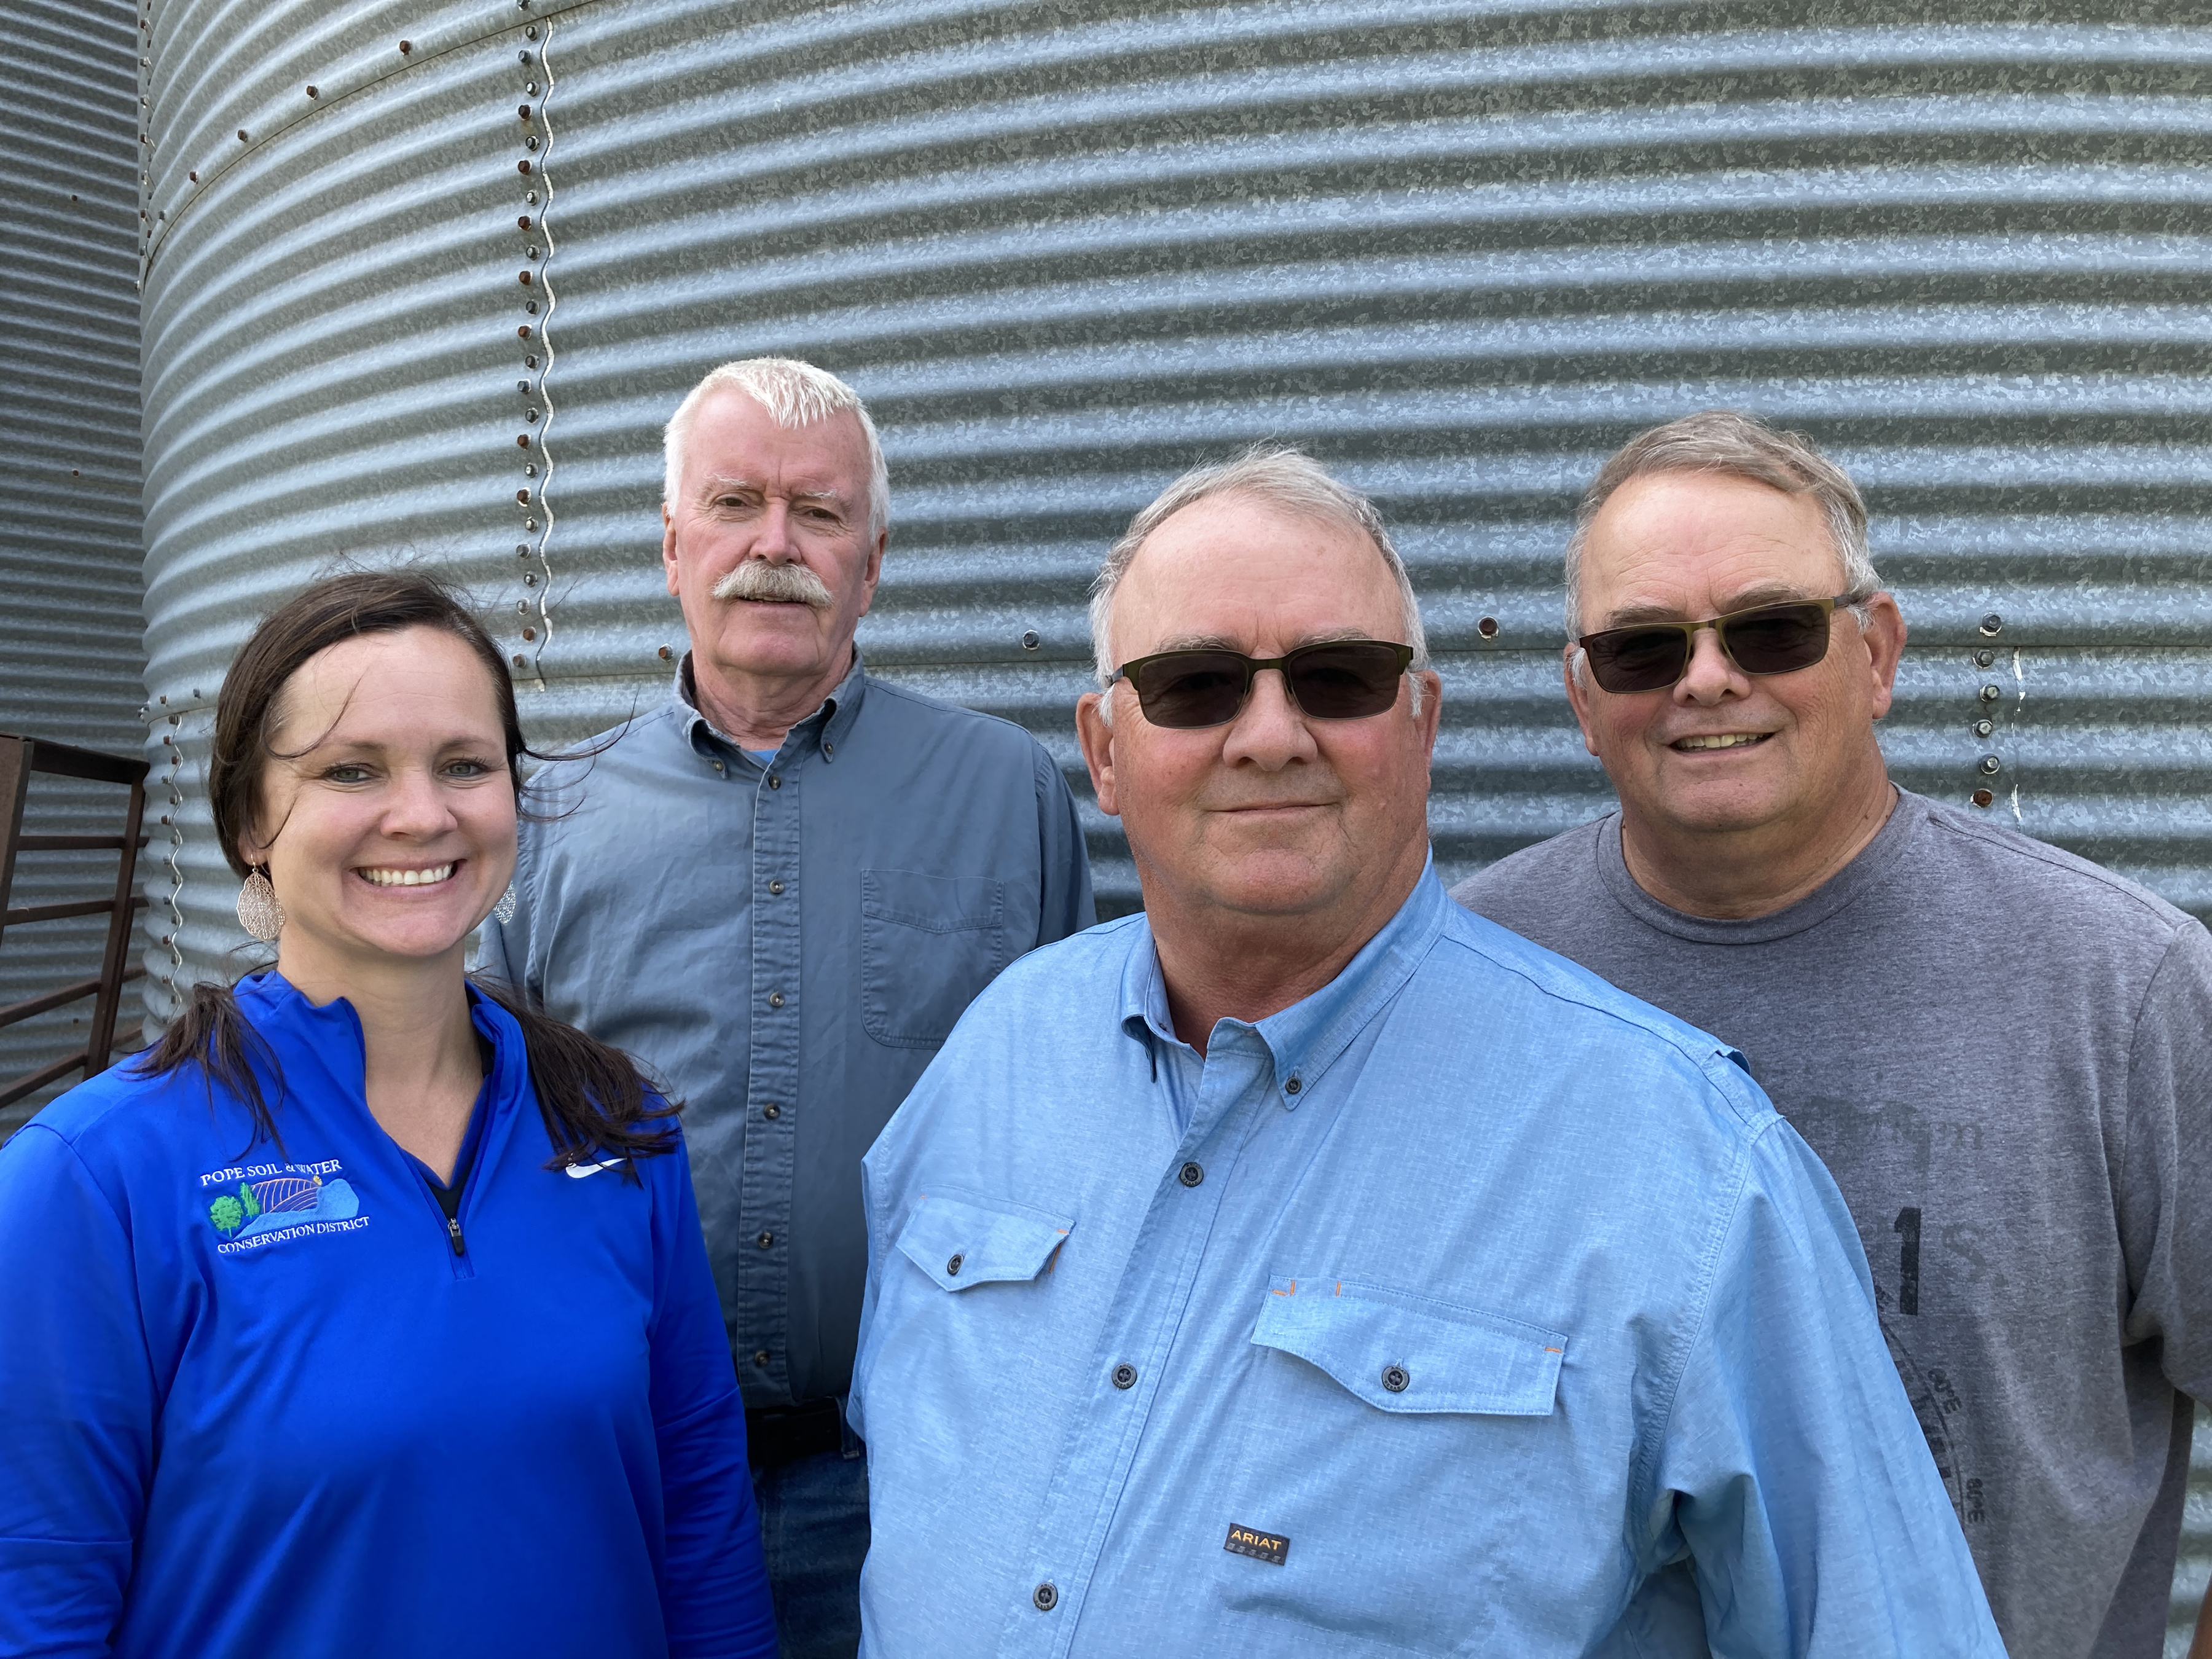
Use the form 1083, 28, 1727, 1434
0, 971, 776, 1659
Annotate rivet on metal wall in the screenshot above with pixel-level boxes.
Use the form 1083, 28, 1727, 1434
523, 572, 538, 586
512, 654, 527, 668
1021, 630, 1040, 651
517, 434, 530, 447
521, 627, 536, 641
518, 215, 531, 229
516, 601, 528, 615
518, 160, 533, 175
305, 84, 318, 97
1971, 789, 1995, 809
525, 191, 538, 205
187, 170, 197, 181
517, 325, 531, 339
236, 128, 248, 141
1974, 649, 1996, 667
519, 104, 533, 120
1974, 718, 1994, 738
659, 646, 672, 660
525, 24, 538, 37
523, 463, 536, 476
1979, 613, 2004, 637
525, 300, 538, 314
1979, 755, 2002, 775
1477, 616, 1499, 639
526, 136, 539, 151
399, 38, 412, 52
516, 490, 531, 504
518, 270, 533, 285
1979, 683, 2001, 703
516, 543, 530, 557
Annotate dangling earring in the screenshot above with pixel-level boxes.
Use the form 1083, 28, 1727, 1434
237, 866, 284, 942
493, 883, 517, 925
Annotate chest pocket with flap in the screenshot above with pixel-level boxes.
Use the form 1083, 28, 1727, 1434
1250, 1276, 1566, 1414
895, 1191, 1072, 1292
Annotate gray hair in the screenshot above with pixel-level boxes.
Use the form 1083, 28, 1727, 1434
1089, 448, 1430, 716
1562, 410, 1880, 640
662, 357, 890, 539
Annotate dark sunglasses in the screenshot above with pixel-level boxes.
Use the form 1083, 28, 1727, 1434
1109, 640, 1416, 729
1577, 594, 1867, 694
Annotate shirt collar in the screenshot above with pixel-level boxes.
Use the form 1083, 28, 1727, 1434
1116, 855, 1450, 1106
672, 645, 869, 764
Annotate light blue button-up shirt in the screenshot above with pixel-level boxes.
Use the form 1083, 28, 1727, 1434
850, 869, 2004, 1657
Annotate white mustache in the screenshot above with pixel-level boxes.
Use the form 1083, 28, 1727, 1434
712, 561, 835, 609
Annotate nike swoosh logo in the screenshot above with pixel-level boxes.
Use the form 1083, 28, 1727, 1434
565, 1158, 625, 1179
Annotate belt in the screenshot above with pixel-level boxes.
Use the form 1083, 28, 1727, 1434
745, 1398, 847, 1470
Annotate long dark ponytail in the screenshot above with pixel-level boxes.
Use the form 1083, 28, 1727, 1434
133, 571, 675, 1172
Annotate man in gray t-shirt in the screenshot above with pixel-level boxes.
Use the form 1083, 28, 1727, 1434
1453, 411, 2211, 1659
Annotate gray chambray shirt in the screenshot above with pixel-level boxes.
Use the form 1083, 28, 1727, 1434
479, 651, 1094, 1410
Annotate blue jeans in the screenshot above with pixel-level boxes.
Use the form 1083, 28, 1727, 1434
750, 1416, 868, 1659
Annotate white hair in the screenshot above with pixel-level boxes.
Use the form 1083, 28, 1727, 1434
1562, 409, 1880, 641
1088, 448, 1430, 721
662, 357, 889, 539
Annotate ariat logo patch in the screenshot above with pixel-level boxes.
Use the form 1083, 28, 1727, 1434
197, 1158, 367, 1255
1223, 1523, 1289, 1566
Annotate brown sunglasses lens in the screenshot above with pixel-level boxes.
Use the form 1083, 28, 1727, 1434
1583, 602, 1834, 693
1129, 643, 1408, 728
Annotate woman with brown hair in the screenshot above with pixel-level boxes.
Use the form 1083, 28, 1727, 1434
0, 571, 776, 1658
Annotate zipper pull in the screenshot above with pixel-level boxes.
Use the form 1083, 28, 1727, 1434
447, 1216, 466, 1257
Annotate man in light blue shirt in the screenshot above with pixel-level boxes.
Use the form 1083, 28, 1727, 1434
849, 448, 2003, 1655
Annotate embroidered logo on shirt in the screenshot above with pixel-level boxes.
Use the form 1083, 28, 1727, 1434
198, 1159, 367, 1255
1223, 1524, 1289, 1566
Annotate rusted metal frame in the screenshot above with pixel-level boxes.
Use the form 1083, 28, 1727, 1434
0, 977, 104, 1031
0, 738, 30, 962
85, 771, 149, 1070
0, 1052, 97, 1112
0, 735, 153, 1110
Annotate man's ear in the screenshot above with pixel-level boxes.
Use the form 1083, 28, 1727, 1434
1858, 593, 1907, 720
855, 528, 887, 620
661, 504, 681, 598
1412, 670, 1442, 763
1562, 648, 1602, 759
1075, 691, 1121, 818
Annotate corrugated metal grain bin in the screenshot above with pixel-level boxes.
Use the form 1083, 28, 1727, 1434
0, 0, 151, 1126
131, 0, 2209, 1622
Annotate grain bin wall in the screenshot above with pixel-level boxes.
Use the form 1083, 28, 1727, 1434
0, 0, 151, 1123
125, 0, 2212, 1644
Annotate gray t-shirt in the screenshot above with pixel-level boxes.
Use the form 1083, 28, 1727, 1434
1452, 791, 2212, 1659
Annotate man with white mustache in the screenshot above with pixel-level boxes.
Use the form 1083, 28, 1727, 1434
1456, 410, 2212, 1659
480, 357, 1094, 1658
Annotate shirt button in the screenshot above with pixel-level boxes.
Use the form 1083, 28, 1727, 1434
945, 1253, 964, 1276
768, 991, 785, 1008
1178, 1161, 1204, 1188
756, 1231, 774, 1249
753, 1349, 771, 1368
767, 774, 781, 790
1111, 1362, 1137, 1390
1285, 1076, 1302, 1095
1032, 1583, 1058, 1612
762, 1103, 781, 1120
768, 879, 785, 895
823, 741, 834, 757
713, 761, 725, 774
1382, 1364, 1410, 1394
